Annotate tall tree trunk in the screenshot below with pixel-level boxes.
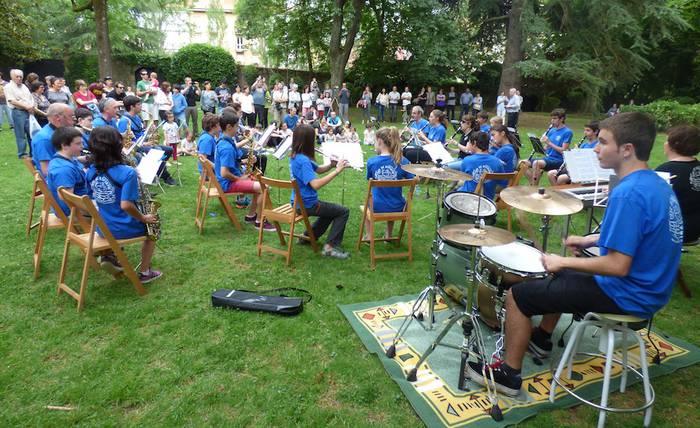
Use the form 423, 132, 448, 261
94, 0, 113, 78
299, 0, 314, 72
329, 0, 363, 88
498, 0, 524, 94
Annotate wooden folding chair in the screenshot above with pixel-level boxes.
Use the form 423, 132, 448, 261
194, 157, 243, 233
22, 157, 44, 236
31, 173, 70, 278
256, 176, 319, 266
475, 170, 518, 231
357, 178, 417, 270
57, 187, 148, 311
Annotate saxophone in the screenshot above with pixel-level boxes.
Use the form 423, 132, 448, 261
121, 130, 162, 241
122, 120, 135, 151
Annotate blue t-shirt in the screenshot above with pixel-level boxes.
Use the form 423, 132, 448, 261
93, 115, 118, 129
595, 170, 683, 318
579, 139, 599, 149
80, 131, 90, 150
86, 164, 145, 239
214, 135, 242, 190
47, 154, 90, 216
172, 92, 187, 115
197, 132, 217, 173
480, 123, 491, 133
289, 153, 319, 209
494, 144, 518, 173
409, 118, 429, 132
327, 116, 340, 126
284, 114, 299, 130
544, 126, 573, 161
31, 124, 56, 173
366, 155, 415, 213
455, 153, 504, 200
426, 124, 446, 145
118, 113, 145, 140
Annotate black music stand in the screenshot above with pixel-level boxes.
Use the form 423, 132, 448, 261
526, 133, 547, 161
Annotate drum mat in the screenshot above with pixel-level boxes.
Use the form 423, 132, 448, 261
339, 294, 700, 427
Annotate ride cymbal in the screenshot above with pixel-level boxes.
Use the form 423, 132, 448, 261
438, 224, 516, 247
403, 164, 472, 182
499, 186, 583, 216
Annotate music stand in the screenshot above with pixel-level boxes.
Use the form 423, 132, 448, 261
526, 133, 547, 160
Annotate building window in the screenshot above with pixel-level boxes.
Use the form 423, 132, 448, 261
236, 36, 245, 52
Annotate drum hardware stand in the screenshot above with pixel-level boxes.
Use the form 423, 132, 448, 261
539, 214, 552, 253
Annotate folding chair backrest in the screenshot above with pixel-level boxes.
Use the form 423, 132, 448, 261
257, 175, 307, 218
23, 156, 39, 177
513, 160, 528, 186
58, 187, 120, 244
202, 159, 226, 194
34, 173, 69, 225
475, 172, 517, 196
366, 178, 418, 212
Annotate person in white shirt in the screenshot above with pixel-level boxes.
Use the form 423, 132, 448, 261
388, 86, 401, 122
505, 87, 522, 129
401, 87, 412, 123
496, 91, 507, 121
231, 85, 242, 105
154, 81, 173, 123
301, 85, 313, 117
179, 129, 197, 156
162, 111, 181, 147
288, 86, 301, 111
376, 89, 389, 122
5, 69, 35, 158
271, 82, 285, 124
240, 85, 255, 127
363, 127, 376, 146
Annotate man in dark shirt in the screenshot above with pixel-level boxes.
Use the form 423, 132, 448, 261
182, 77, 200, 134
106, 82, 126, 114
656, 125, 700, 243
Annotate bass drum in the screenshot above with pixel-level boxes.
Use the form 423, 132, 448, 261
442, 191, 497, 227
435, 233, 473, 307
476, 242, 548, 329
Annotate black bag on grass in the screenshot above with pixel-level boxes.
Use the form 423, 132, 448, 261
211, 288, 311, 316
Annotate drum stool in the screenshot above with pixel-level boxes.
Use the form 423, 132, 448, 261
549, 312, 654, 428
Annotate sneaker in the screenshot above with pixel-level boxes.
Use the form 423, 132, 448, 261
322, 246, 350, 260
528, 327, 553, 359
244, 214, 257, 223
255, 220, 277, 232
467, 361, 522, 397
163, 177, 177, 186
138, 269, 163, 283
98, 254, 123, 274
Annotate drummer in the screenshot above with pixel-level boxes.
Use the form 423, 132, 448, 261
466, 112, 683, 397
447, 131, 504, 200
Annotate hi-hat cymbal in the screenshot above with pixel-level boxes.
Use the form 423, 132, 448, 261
500, 186, 583, 216
438, 224, 516, 247
403, 164, 472, 182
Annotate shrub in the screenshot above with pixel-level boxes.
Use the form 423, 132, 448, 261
241, 64, 259, 87
171, 43, 238, 86
621, 100, 700, 130
64, 54, 99, 87
115, 52, 174, 82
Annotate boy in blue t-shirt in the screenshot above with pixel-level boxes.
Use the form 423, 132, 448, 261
467, 112, 683, 398
196, 113, 220, 174
364, 127, 415, 240
47, 127, 90, 216
85, 126, 162, 283
477, 111, 491, 134
547, 120, 599, 185
524, 108, 573, 184
448, 131, 504, 201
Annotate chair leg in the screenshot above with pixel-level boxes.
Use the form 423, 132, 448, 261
597, 328, 616, 428
407, 217, 413, 262
198, 192, 211, 234
635, 331, 654, 427
33, 219, 48, 279
26, 188, 37, 236
396, 219, 406, 247
303, 215, 319, 253
112, 246, 147, 296
219, 196, 242, 231
369, 219, 376, 270
194, 189, 204, 230
286, 220, 296, 266
677, 268, 692, 298
76, 247, 94, 311
551, 320, 588, 402
256, 212, 265, 258
357, 209, 367, 250
57, 234, 72, 296
620, 328, 629, 393
275, 221, 286, 246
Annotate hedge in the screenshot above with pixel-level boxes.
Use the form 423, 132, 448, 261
171, 44, 238, 86
621, 100, 700, 130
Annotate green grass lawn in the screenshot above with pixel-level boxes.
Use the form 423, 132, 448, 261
0, 110, 698, 427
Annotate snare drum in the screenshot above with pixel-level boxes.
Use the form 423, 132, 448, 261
476, 242, 548, 329
442, 192, 497, 227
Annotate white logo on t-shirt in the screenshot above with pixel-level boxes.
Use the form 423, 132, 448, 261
91, 175, 117, 205
374, 164, 398, 181
471, 165, 494, 184
689, 166, 700, 191
668, 195, 684, 244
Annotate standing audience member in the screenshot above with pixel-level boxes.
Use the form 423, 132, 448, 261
182, 77, 200, 134
46, 77, 70, 105
496, 91, 507, 121
388, 86, 400, 123
376, 88, 389, 122
171, 85, 187, 126
200, 81, 217, 115
339, 83, 350, 123
460, 87, 473, 118
252, 77, 268, 127
215, 80, 231, 111
31, 82, 50, 127
446, 86, 457, 120
401, 86, 412, 123
505, 87, 521, 129
5, 69, 35, 158
240, 86, 256, 127
136, 69, 156, 125
472, 92, 483, 117
155, 81, 174, 123
425, 86, 435, 115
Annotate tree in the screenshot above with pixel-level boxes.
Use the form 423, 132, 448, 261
171, 43, 238, 85
0, 0, 41, 65
71, 0, 113, 78
328, 0, 363, 87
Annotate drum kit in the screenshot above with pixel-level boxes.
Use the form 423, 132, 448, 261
384, 165, 585, 421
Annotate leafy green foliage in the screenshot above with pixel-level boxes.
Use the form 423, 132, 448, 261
171, 44, 238, 85
64, 55, 100, 88
622, 100, 700, 130
115, 51, 175, 82
0, 0, 41, 64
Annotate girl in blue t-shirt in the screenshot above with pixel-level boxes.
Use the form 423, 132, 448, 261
289, 124, 351, 259
364, 127, 415, 240
86, 127, 162, 283
490, 124, 520, 173
416, 109, 448, 146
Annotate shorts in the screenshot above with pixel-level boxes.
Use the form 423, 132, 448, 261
540, 156, 563, 171
511, 269, 625, 318
226, 178, 257, 194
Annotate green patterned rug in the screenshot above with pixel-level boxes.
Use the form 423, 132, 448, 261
339, 294, 700, 427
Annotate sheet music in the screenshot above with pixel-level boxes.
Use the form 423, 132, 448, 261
136, 149, 164, 185
422, 142, 454, 164
563, 149, 613, 183
272, 135, 293, 160
256, 124, 276, 150
320, 142, 365, 169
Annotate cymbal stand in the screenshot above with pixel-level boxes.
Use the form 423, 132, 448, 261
540, 214, 552, 252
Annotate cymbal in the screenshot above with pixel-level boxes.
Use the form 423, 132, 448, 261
438, 224, 516, 247
500, 186, 583, 216
402, 164, 472, 181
